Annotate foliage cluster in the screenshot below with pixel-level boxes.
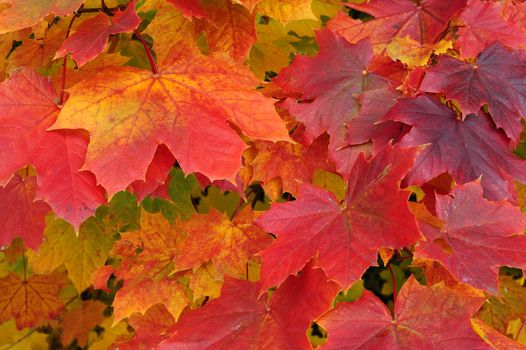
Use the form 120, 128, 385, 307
1, 0, 526, 349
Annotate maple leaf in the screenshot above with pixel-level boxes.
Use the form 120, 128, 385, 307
115, 304, 176, 350
420, 43, 526, 143
142, 0, 196, 64
0, 68, 106, 228
274, 30, 401, 166
414, 181, 526, 293
106, 209, 189, 322
327, 0, 467, 47
317, 276, 490, 349
143, 0, 255, 63
0, 0, 84, 34
242, 135, 335, 200
61, 300, 106, 347
196, 0, 257, 62
456, 0, 526, 58
174, 207, 272, 279
0, 173, 50, 250
0, 270, 67, 329
52, 43, 288, 196
157, 264, 339, 349
32, 130, 107, 229
256, 145, 422, 289
55, 2, 141, 67
5, 20, 67, 72
383, 95, 526, 201
0, 68, 58, 183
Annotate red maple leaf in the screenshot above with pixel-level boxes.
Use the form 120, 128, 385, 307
414, 181, 526, 293
456, 0, 526, 58
328, 0, 467, 46
0, 68, 105, 229
383, 95, 526, 200
157, 264, 339, 349
55, 2, 141, 66
256, 145, 422, 289
420, 43, 526, 143
274, 30, 403, 172
317, 276, 490, 349
0, 173, 50, 250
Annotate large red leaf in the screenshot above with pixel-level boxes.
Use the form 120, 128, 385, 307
456, 0, 526, 58
32, 130, 106, 228
383, 95, 526, 200
0, 173, 51, 250
328, 0, 467, 46
420, 43, 526, 142
157, 265, 340, 350
52, 44, 289, 195
317, 276, 490, 349
55, 2, 141, 66
0, 68, 57, 183
256, 145, 422, 290
414, 181, 526, 293
274, 30, 403, 172
0, 68, 106, 229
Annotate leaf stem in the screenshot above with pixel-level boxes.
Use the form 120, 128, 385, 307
59, 13, 79, 106
387, 264, 397, 304
134, 30, 158, 75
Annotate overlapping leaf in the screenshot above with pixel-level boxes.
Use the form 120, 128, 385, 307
384, 95, 526, 200
420, 43, 526, 142
158, 265, 339, 349
456, 0, 526, 58
55, 2, 141, 66
174, 207, 272, 279
98, 210, 189, 322
318, 276, 489, 349
0, 173, 50, 250
0, 68, 105, 229
0, 270, 67, 329
52, 43, 288, 195
414, 181, 526, 293
242, 135, 334, 200
0, 0, 84, 34
328, 0, 466, 47
274, 29, 403, 170
257, 145, 421, 289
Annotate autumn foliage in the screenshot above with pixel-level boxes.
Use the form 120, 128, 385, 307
2, 0, 526, 349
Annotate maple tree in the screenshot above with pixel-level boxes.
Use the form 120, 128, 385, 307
1, 0, 526, 349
